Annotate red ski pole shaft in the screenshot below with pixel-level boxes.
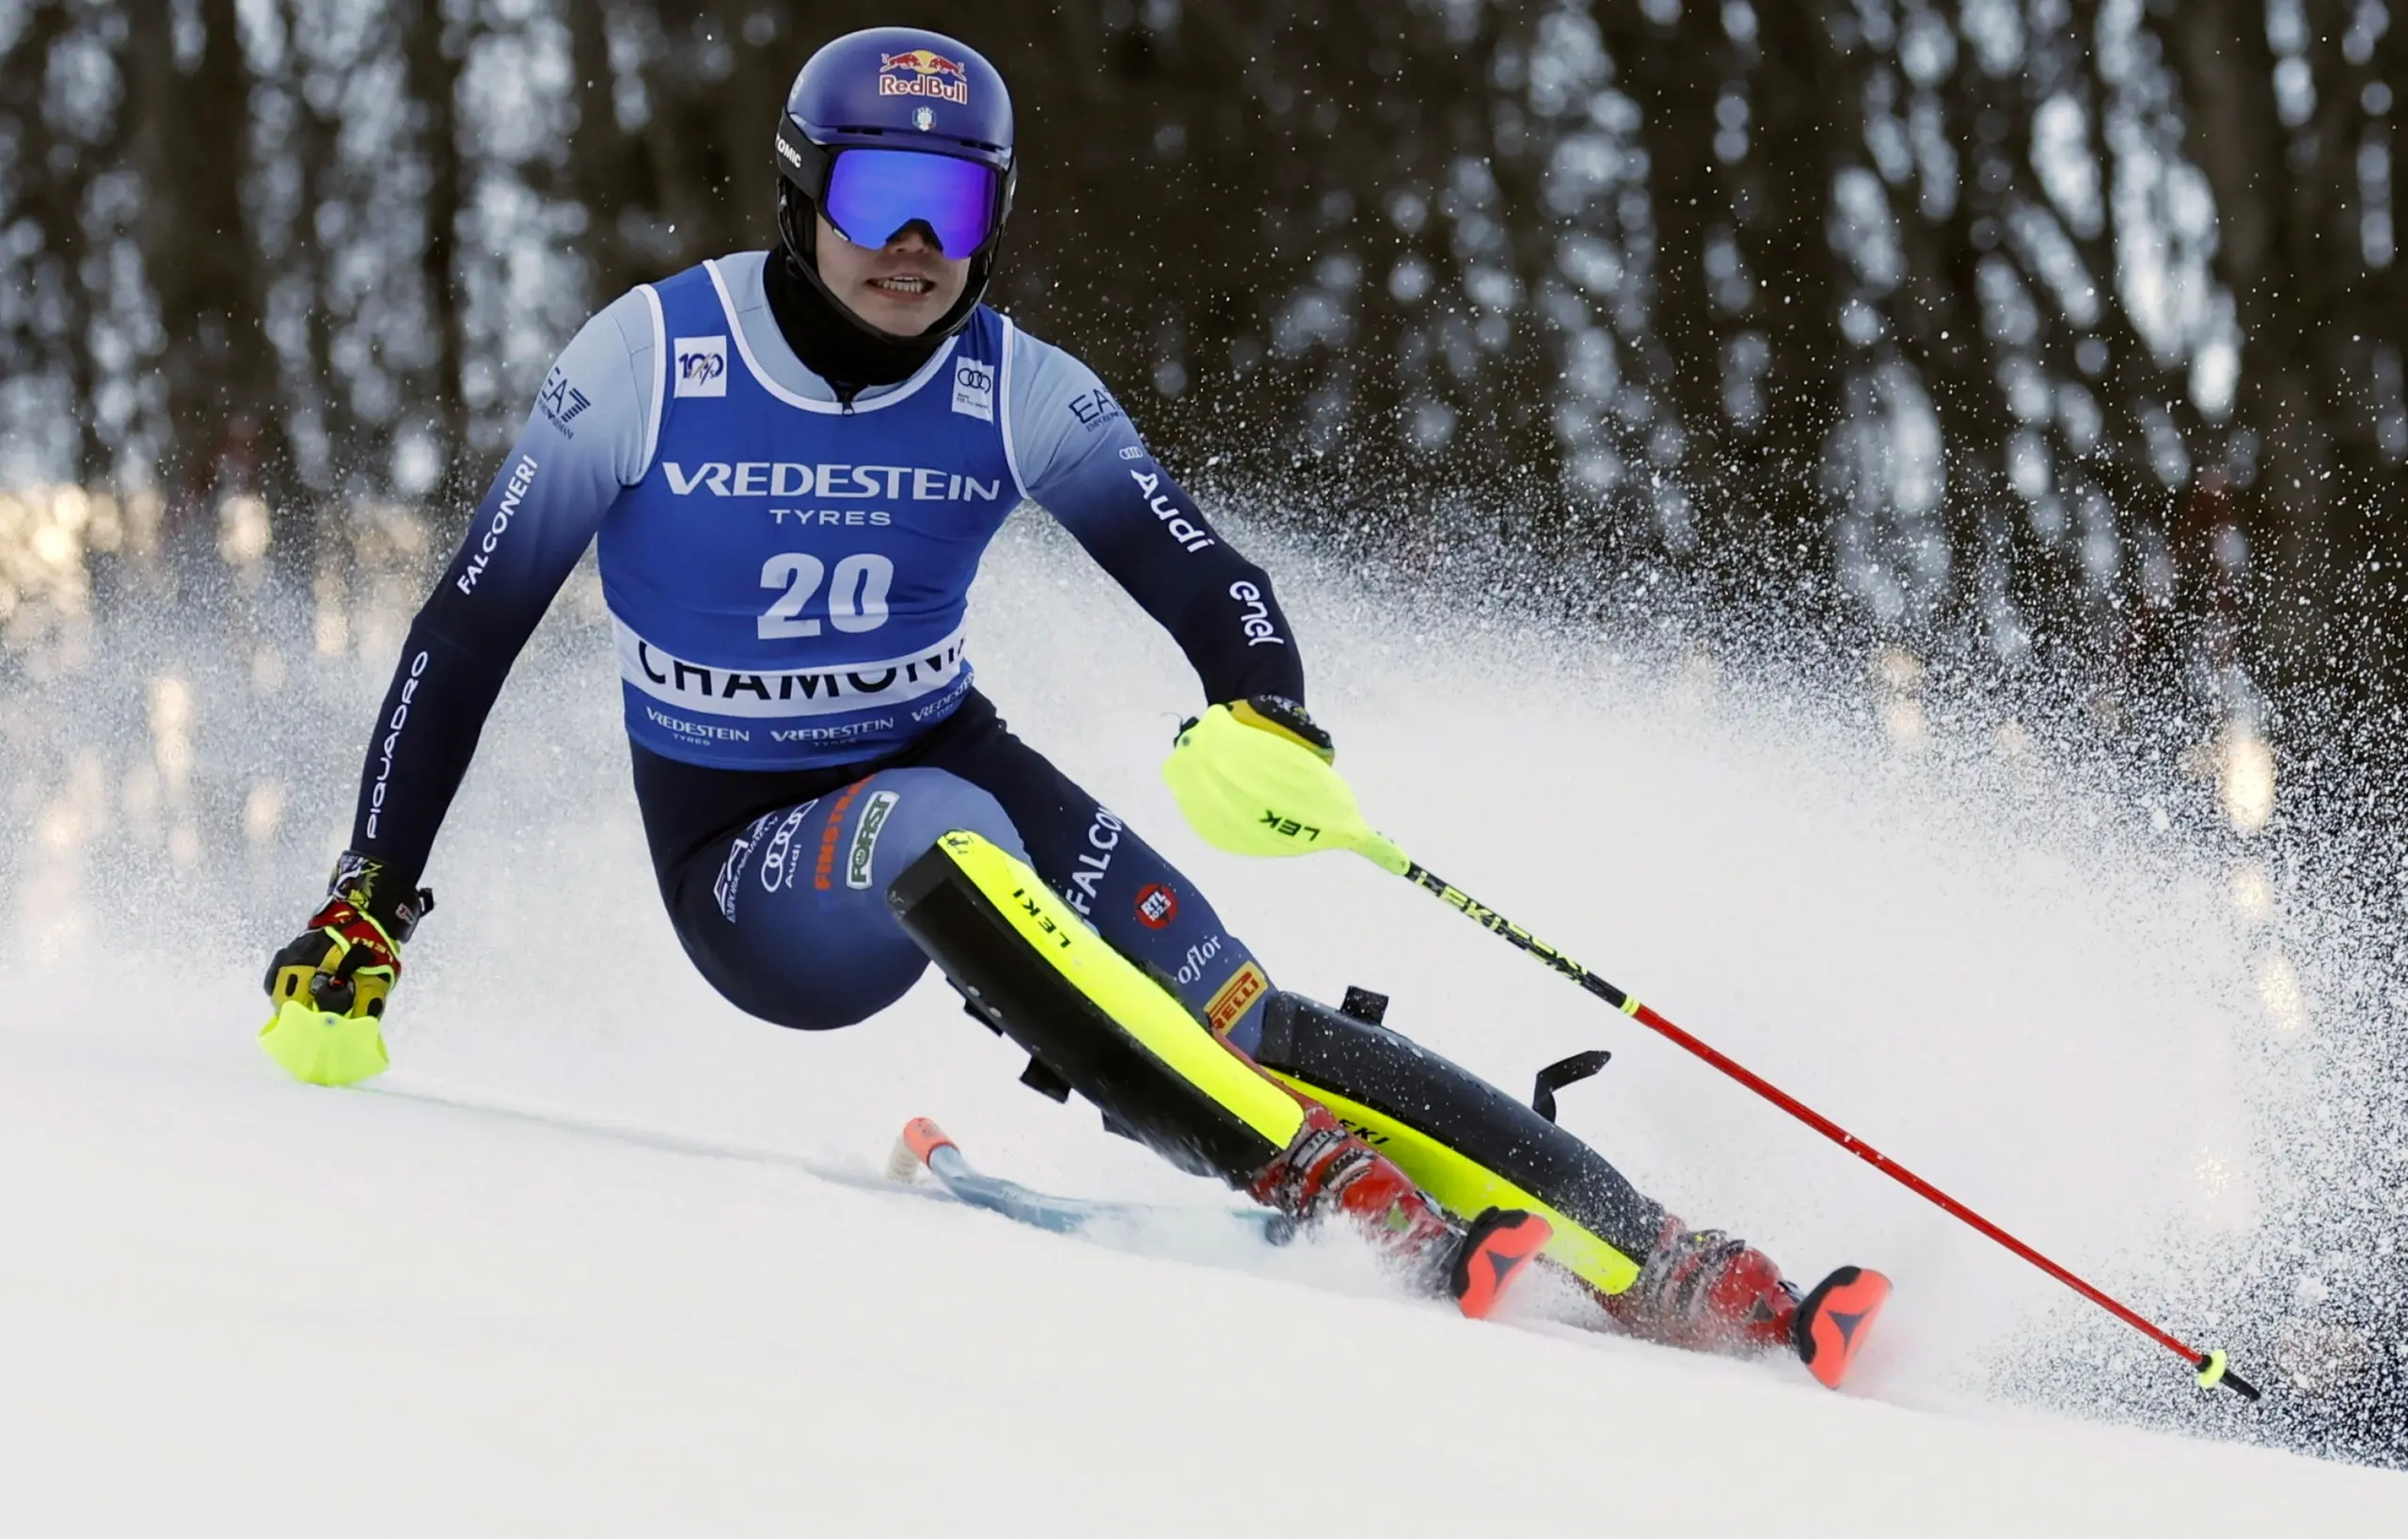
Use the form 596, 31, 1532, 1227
1390, 857, 2260, 1403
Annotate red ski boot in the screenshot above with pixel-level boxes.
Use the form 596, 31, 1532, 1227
1600, 1214, 1800, 1356
1249, 1103, 1548, 1319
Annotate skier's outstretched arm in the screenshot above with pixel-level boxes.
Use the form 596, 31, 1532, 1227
1007, 331, 1306, 709
345, 296, 656, 896
261, 293, 657, 1079
1006, 333, 1372, 852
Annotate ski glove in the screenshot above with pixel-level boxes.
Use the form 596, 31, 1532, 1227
1162, 697, 1405, 873
259, 853, 434, 1087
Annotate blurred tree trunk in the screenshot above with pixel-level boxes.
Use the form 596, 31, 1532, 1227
2160, 0, 2345, 686
1910, 17, 2077, 659
400, 0, 469, 499
1738, 3, 1847, 554
626, 2, 793, 268
282, 0, 364, 498
1621, 0, 1736, 555
1, 4, 119, 485
565, 0, 646, 304
0, 0, 2399, 707
126, 0, 297, 555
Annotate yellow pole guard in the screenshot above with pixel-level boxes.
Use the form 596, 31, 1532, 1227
1264, 1071, 1644, 1296
2195, 1349, 2229, 1388
258, 998, 389, 1087
932, 831, 1307, 1150
1163, 706, 1409, 874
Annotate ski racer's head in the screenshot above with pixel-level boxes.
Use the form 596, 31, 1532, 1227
775, 28, 1016, 345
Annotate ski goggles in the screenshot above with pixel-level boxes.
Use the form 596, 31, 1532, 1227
815, 147, 1000, 258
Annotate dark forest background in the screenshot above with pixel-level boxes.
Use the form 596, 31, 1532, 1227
4, 1, 2407, 1461
3, 0, 2405, 730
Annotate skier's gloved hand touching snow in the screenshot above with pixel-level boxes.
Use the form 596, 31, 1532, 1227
258, 854, 433, 1087
1162, 696, 1406, 873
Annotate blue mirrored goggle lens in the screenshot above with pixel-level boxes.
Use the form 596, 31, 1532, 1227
824, 150, 995, 257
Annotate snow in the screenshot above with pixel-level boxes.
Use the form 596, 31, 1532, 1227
5, 519, 2402, 1532
5, 1011, 2398, 1535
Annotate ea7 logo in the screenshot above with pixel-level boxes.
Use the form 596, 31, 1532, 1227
1067, 388, 1122, 430
537, 368, 591, 433
674, 335, 728, 398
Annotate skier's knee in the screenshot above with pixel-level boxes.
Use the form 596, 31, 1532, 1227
673, 769, 1033, 1033
760, 770, 1025, 1029
845, 767, 1028, 882
889, 830, 1302, 1184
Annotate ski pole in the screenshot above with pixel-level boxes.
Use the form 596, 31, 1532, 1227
1162, 704, 2256, 1398
1362, 846, 2261, 1403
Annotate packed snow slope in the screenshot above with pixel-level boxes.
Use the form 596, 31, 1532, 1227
4, 516, 2400, 1534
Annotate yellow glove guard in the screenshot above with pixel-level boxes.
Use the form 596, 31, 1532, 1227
258, 997, 389, 1087
1163, 704, 1409, 874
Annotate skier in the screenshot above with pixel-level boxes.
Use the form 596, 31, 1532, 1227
261, 26, 1804, 1353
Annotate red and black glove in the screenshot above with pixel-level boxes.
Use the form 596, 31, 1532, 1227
262, 854, 434, 1021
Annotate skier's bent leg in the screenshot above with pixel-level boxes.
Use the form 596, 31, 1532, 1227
1250, 991, 1799, 1354
908, 706, 1449, 1224
886, 831, 1545, 1306
911, 694, 1281, 1050
657, 767, 1029, 1031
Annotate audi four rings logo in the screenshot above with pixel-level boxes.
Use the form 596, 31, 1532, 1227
951, 357, 995, 421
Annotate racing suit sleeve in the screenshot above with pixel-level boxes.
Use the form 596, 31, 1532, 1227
345, 289, 659, 893
1007, 329, 1307, 707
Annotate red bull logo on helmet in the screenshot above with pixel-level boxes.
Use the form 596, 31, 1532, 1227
879, 49, 971, 106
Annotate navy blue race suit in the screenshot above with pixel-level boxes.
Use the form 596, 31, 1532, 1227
346, 250, 1299, 1049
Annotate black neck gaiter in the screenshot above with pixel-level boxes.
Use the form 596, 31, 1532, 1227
762, 246, 948, 394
